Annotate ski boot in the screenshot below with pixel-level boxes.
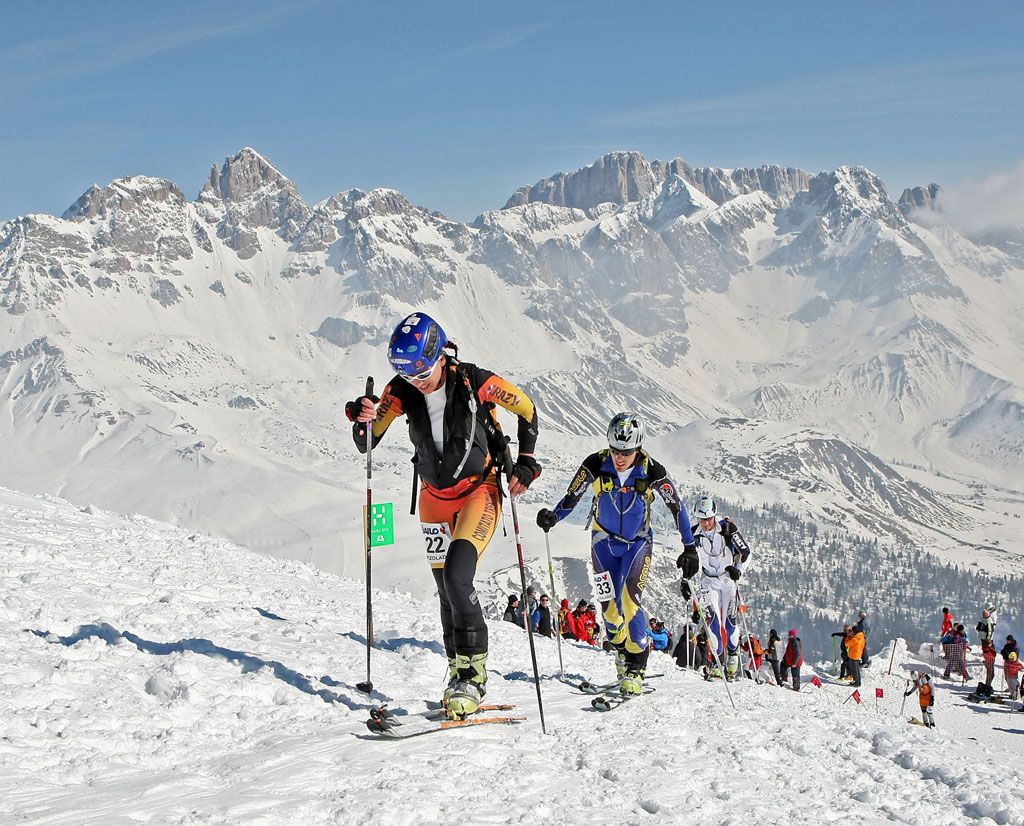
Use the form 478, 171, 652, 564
707, 666, 722, 680
441, 657, 459, 709
620, 669, 645, 696
446, 652, 488, 719
614, 646, 628, 681
725, 653, 739, 681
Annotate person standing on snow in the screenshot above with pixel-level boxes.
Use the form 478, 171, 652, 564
346, 312, 541, 718
854, 610, 871, 667
941, 624, 970, 682
557, 598, 576, 639
502, 594, 524, 627
535, 412, 697, 696
533, 595, 554, 638
682, 496, 751, 680
976, 608, 995, 647
1006, 652, 1022, 701
906, 672, 935, 728
845, 624, 866, 688
764, 628, 783, 686
780, 629, 803, 691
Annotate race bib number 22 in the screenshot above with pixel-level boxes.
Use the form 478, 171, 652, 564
421, 523, 451, 566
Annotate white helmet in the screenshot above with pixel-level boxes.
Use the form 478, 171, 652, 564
607, 412, 645, 451
694, 495, 718, 520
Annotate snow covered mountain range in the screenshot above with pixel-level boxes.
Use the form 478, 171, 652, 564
1, 147, 1023, 597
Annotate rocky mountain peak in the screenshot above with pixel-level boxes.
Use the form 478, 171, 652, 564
200, 147, 291, 205
503, 150, 658, 210
62, 177, 187, 221
196, 148, 310, 259
804, 165, 905, 231
898, 184, 942, 218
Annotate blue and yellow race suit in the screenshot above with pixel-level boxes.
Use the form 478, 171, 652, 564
548, 450, 694, 655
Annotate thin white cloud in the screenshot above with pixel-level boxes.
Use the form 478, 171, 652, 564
600, 53, 1024, 128
916, 160, 1024, 233
2, 3, 319, 84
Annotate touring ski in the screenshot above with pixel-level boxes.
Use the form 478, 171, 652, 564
365, 711, 526, 738
591, 686, 656, 711
575, 673, 663, 695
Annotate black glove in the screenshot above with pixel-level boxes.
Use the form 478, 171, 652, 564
725, 565, 741, 582
344, 395, 379, 422
511, 455, 541, 488
679, 580, 692, 600
536, 508, 557, 531
676, 544, 698, 578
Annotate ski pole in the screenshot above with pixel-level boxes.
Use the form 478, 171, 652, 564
832, 638, 838, 676
688, 576, 737, 710
886, 639, 897, 675
542, 530, 565, 679
900, 680, 910, 717
502, 443, 547, 734
356, 377, 375, 694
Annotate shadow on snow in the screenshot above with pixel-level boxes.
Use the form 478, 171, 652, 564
27, 623, 385, 709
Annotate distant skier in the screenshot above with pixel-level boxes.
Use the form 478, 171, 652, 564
906, 672, 935, 728
682, 495, 751, 680
780, 629, 803, 691
346, 312, 541, 718
536, 412, 697, 695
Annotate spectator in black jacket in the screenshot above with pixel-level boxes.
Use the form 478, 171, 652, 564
502, 594, 523, 627
832, 624, 852, 680
854, 610, 871, 667
533, 595, 553, 638
1001, 635, 1020, 662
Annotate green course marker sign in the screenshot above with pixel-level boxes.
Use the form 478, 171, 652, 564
368, 502, 395, 548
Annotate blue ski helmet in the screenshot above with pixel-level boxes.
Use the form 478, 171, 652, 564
387, 312, 448, 377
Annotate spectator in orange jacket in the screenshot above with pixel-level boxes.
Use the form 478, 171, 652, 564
846, 626, 866, 687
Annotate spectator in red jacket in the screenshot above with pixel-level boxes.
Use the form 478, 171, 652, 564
941, 607, 954, 637
780, 628, 803, 691
558, 599, 576, 640
571, 600, 593, 643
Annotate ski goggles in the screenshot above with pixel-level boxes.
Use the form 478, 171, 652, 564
609, 447, 638, 457
400, 363, 437, 383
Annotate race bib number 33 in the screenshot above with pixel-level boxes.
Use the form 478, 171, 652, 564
592, 570, 615, 602
421, 523, 451, 565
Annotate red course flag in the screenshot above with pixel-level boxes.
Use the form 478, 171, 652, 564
810, 675, 823, 688
852, 689, 862, 704
875, 687, 884, 699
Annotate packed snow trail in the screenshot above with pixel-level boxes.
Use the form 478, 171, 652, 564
1, 488, 1022, 824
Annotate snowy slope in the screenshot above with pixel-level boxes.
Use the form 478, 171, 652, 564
2, 489, 1023, 825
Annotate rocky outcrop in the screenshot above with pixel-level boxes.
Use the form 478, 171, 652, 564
898, 184, 941, 218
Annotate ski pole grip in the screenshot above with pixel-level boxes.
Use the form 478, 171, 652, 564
358, 377, 375, 447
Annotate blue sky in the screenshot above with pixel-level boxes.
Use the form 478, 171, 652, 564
2, 2, 1023, 222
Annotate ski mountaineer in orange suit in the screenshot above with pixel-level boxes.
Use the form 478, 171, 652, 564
346, 312, 541, 719
536, 413, 697, 696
